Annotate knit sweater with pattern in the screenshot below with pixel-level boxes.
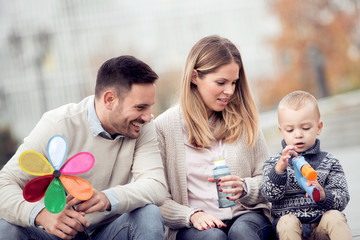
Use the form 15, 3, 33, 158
261, 139, 350, 224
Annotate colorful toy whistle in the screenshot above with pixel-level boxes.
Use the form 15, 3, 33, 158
292, 156, 320, 202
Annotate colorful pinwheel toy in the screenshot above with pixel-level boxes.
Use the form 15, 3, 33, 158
19, 135, 95, 213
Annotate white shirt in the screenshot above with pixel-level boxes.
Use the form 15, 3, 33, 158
182, 119, 245, 220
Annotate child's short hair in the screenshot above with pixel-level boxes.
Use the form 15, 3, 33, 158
278, 90, 320, 118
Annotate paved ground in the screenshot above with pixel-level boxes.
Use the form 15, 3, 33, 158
332, 146, 360, 238
260, 89, 360, 238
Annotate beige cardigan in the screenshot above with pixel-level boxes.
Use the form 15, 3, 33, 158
155, 105, 272, 240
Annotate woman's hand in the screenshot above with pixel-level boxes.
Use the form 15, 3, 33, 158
190, 211, 227, 230
208, 175, 245, 200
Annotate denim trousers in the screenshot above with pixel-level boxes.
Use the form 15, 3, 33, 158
0, 204, 164, 240
176, 212, 273, 240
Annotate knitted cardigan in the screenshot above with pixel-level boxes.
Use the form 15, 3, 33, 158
155, 105, 271, 240
261, 139, 350, 224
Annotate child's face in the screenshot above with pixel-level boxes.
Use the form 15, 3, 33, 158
278, 105, 323, 153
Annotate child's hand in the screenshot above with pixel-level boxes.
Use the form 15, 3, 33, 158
275, 145, 298, 174
306, 180, 326, 201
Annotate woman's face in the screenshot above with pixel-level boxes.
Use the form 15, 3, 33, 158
192, 61, 239, 117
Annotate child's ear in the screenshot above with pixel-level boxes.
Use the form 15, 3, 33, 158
317, 121, 323, 135
191, 70, 198, 85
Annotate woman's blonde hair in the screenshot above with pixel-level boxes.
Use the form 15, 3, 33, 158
181, 35, 259, 148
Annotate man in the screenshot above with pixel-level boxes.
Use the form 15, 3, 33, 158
0, 55, 167, 239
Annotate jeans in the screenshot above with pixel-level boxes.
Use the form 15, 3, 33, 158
176, 212, 273, 240
0, 204, 164, 240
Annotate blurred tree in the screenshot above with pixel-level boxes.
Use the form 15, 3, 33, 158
0, 126, 18, 169
256, 0, 360, 110
153, 70, 182, 116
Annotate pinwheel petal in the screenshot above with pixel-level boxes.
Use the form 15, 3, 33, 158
60, 175, 93, 201
23, 175, 54, 202
60, 152, 95, 175
47, 135, 68, 170
19, 151, 54, 176
44, 178, 66, 213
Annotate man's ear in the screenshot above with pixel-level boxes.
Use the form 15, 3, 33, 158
191, 69, 198, 85
103, 90, 116, 110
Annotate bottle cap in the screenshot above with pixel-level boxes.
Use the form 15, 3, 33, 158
214, 158, 226, 167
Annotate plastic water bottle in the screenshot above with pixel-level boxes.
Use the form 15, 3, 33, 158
213, 158, 236, 208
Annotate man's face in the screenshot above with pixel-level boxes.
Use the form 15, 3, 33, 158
108, 83, 155, 139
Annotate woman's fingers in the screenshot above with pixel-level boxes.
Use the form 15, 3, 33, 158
191, 211, 225, 230
217, 176, 245, 199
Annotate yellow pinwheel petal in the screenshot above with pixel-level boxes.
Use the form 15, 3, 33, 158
19, 150, 54, 176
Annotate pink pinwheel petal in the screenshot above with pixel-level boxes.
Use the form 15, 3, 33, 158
60, 152, 94, 175
23, 175, 54, 202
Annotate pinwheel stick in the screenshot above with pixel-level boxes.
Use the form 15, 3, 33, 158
73, 206, 92, 240
66, 192, 93, 240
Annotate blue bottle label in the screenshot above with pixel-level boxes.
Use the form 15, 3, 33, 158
214, 166, 236, 208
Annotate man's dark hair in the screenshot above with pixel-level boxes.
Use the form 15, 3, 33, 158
95, 55, 158, 98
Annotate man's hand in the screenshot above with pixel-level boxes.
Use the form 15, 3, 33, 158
35, 206, 89, 240
66, 189, 111, 214
276, 145, 298, 174
190, 211, 226, 230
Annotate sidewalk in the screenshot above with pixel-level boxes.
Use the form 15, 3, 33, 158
332, 146, 360, 239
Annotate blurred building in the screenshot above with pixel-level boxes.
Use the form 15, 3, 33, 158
0, 0, 277, 142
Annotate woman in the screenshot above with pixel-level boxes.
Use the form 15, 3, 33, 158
155, 35, 272, 240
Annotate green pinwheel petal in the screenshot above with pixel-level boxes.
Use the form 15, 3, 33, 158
44, 178, 66, 213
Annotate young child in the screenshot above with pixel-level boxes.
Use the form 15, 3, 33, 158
261, 90, 351, 240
